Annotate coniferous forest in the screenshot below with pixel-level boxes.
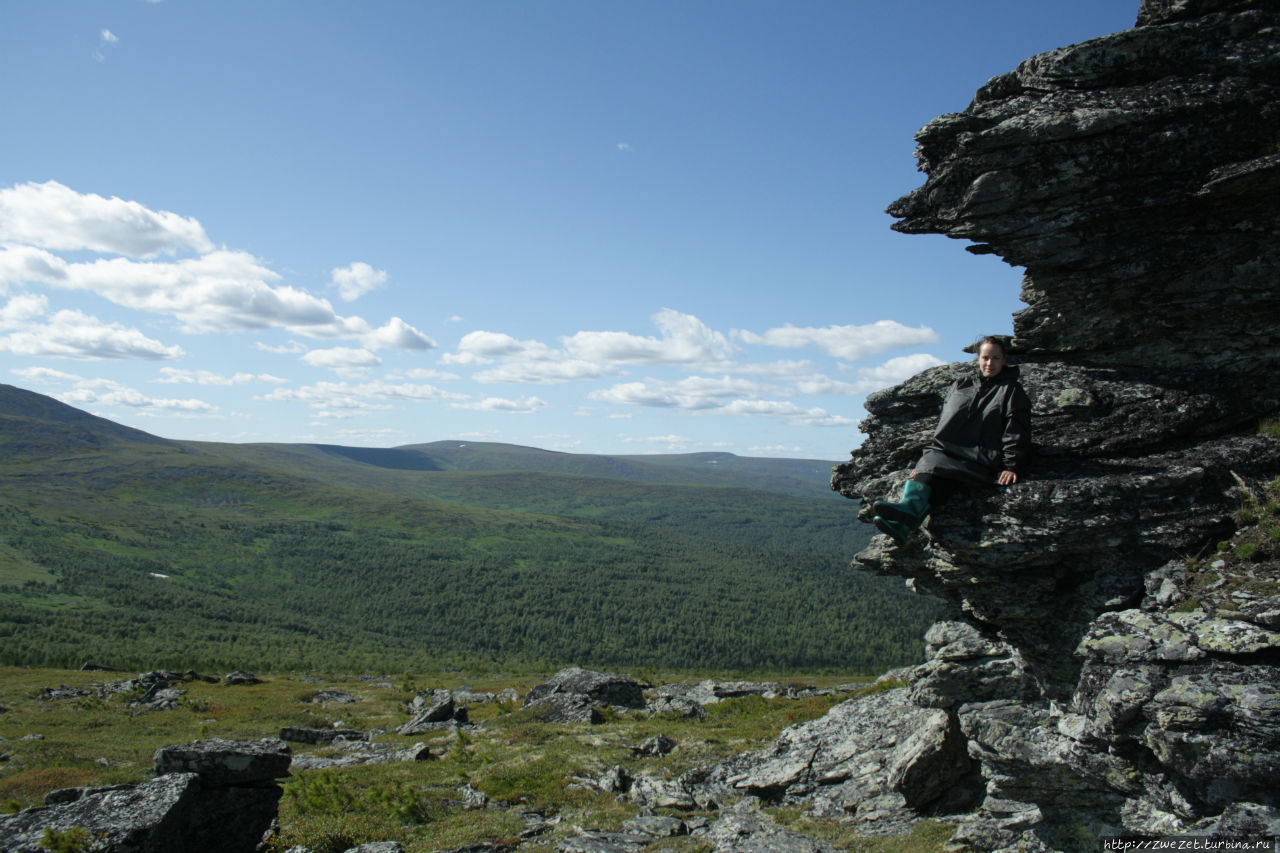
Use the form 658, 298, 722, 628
0, 384, 942, 675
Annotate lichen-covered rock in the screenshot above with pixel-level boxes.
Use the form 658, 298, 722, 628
818, 0, 1280, 847
687, 686, 981, 832
0, 738, 290, 853
525, 693, 605, 724
524, 667, 645, 710
153, 736, 291, 785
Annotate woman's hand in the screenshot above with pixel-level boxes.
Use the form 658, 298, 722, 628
997, 470, 1019, 486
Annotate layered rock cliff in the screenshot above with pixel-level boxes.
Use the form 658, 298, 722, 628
818, 0, 1280, 846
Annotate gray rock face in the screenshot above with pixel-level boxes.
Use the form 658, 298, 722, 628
818, 0, 1280, 847
0, 738, 290, 853
524, 667, 646, 710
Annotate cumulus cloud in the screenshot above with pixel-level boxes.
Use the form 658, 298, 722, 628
255, 340, 307, 354
563, 308, 739, 365
737, 319, 938, 361
452, 330, 613, 384
10, 366, 82, 383
59, 385, 217, 415
261, 379, 468, 414
452, 395, 548, 414
0, 307, 183, 360
0, 181, 212, 256
0, 293, 49, 327
100, 29, 119, 44
332, 261, 387, 301
457, 330, 551, 359
157, 367, 287, 386
589, 375, 763, 410
446, 309, 740, 386
0, 245, 434, 348
361, 317, 435, 351
474, 359, 615, 385
850, 353, 945, 390
301, 346, 382, 375
0, 182, 433, 354
22, 371, 217, 417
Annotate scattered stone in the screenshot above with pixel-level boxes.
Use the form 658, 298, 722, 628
278, 726, 366, 745
525, 693, 604, 724
398, 692, 467, 733
304, 689, 358, 705
632, 734, 678, 757
0, 738, 290, 853
288, 740, 431, 772
223, 670, 262, 685
154, 737, 291, 784
524, 667, 645, 710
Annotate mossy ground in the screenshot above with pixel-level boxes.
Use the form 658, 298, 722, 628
0, 668, 953, 852
1182, 475, 1280, 610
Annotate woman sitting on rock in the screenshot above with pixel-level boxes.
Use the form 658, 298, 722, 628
872, 335, 1031, 545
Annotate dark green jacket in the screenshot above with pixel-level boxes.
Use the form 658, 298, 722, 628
915, 365, 1032, 485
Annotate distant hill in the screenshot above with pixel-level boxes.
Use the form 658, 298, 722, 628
0, 384, 934, 674
0, 383, 175, 455
300, 439, 843, 499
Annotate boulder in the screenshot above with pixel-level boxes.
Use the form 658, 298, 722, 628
223, 670, 262, 685
278, 726, 366, 745
525, 693, 604, 724
397, 692, 467, 733
524, 667, 646, 710
0, 738, 290, 853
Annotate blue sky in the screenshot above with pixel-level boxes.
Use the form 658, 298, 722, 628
1, 1, 1135, 460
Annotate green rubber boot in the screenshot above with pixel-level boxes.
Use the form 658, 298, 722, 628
873, 515, 913, 546
873, 479, 932, 527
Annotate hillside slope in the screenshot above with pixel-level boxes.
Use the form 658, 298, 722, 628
0, 385, 930, 673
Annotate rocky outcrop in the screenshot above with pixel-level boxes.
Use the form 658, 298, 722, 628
816, 0, 1280, 847
0, 737, 290, 853
525, 667, 647, 711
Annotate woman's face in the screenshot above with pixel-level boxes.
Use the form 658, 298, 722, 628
978, 342, 1006, 378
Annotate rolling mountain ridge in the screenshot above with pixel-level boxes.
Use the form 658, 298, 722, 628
0, 383, 937, 674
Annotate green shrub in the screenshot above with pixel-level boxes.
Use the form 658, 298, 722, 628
40, 827, 93, 853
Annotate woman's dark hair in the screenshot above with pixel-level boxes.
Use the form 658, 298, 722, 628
977, 335, 1009, 357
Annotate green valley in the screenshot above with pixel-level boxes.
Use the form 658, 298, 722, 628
0, 384, 940, 675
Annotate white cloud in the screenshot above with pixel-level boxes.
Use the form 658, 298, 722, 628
563, 308, 739, 365
720, 399, 857, 427
0, 293, 49, 328
457, 330, 551, 359
589, 375, 761, 410
388, 367, 459, 381
301, 346, 382, 374
255, 340, 307, 354
848, 353, 945, 391
331, 261, 387, 302
48, 376, 216, 416
100, 29, 119, 44
738, 319, 937, 361
361, 316, 435, 351
157, 367, 287, 386
0, 181, 212, 257
452, 395, 548, 414
0, 308, 183, 360
261, 379, 468, 414
474, 359, 615, 385
10, 366, 82, 382
0, 245, 434, 349
0, 183, 433, 354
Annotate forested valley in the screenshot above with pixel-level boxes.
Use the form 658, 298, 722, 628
0, 384, 942, 675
